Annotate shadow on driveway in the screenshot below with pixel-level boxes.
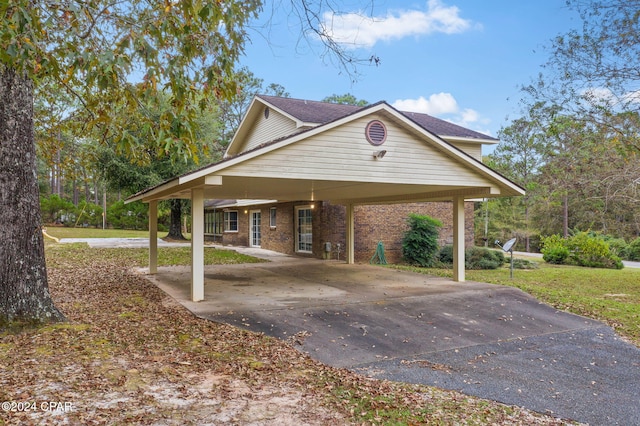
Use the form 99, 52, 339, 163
143, 254, 640, 425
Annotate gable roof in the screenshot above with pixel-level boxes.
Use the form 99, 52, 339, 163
256, 94, 497, 142
128, 99, 524, 205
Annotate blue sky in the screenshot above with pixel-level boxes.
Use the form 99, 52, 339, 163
239, 1, 581, 151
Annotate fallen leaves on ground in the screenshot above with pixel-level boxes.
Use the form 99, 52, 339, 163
0, 248, 577, 425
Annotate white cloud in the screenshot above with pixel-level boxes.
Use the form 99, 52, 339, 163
459, 108, 479, 124
393, 93, 491, 135
582, 87, 616, 104
320, 0, 475, 49
582, 87, 640, 107
393, 93, 458, 115
624, 90, 640, 104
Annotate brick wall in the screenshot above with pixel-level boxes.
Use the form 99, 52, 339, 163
352, 202, 474, 263
216, 200, 474, 263
220, 208, 249, 247
317, 202, 347, 260
262, 202, 296, 255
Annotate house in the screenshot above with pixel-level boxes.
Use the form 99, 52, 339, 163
202, 95, 501, 263
127, 95, 524, 302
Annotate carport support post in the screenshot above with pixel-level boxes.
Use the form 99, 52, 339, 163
191, 188, 205, 302
346, 203, 355, 264
149, 200, 158, 274
453, 196, 465, 282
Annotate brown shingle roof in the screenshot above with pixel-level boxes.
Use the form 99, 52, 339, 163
258, 95, 366, 124
257, 94, 497, 141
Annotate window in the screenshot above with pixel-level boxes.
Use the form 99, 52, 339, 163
224, 210, 238, 232
270, 207, 277, 228
205, 210, 223, 235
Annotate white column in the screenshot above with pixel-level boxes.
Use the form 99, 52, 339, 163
346, 203, 355, 264
191, 189, 205, 302
453, 196, 465, 282
148, 200, 158, 275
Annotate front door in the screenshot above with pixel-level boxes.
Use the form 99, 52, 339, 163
250, 210, 261, 247
295, 206, 313, 253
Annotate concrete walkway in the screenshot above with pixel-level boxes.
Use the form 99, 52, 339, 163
140, 250, 640, 426
58, 237, 191, 248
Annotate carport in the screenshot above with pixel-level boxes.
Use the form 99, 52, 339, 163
127, 101, 524, 302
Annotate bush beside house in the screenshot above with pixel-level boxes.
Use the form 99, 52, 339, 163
401, 214, 508, 270
401, 214, 442, 267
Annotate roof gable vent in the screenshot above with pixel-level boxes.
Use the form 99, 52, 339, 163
365, 120, 387, 146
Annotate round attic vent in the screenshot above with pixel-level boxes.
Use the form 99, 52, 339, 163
365, 120, 387, 145
264, 107, 270, 119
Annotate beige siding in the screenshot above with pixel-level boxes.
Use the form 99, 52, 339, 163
221, 114, 488, 186
448, 141, 482, 161
236, 109, 299, 153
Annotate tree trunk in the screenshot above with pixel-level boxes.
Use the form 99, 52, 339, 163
93, 178, 99, 205
50, 164, 55, 195
0, 66, 65, 324
563, 194, 569, 238
83, 169, 90, 204
55, 147, 62, 197
166, 199, 186, 240
73, 179, 79, 206
524, 203, 530, 252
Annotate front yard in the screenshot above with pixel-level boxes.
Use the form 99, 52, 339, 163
0, 243, 573, 425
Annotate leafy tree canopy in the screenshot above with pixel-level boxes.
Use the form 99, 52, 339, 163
322, 93, 368, 106
216, 67, 290, 148
523, 0, 640, 153
1, 1, 261, 163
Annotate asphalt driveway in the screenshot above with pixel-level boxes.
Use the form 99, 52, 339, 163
144, 251, 640, 425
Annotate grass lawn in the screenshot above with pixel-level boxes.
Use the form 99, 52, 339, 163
45, 244, 262, 269
393, 260, 640, 347
43, 227, 170, 239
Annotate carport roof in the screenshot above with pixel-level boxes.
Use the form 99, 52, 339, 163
127, 98, 523, 205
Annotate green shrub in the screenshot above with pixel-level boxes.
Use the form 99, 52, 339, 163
627, 237, 640, 261
465, 247, 505, 270
601, 236, 628, 259
76, 201, 103, 227
437, 245, 454, 264
107, 200, 149, 230
402, 214, 442, 267
540, 235, 570, 264
568, 231, 623, 269
438, 245, 505, 270
40, 194, 75, 224
541, 232, 623, 269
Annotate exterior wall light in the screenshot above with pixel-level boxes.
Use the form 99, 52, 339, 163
373, 150, 387, 160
